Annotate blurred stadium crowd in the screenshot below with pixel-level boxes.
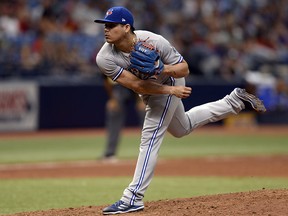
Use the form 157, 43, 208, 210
0, 0, 288, 111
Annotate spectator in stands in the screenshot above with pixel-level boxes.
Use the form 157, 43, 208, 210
0, 0, 287, 87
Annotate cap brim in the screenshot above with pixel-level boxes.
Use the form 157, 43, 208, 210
94, 19, 118, 24
94, 19, 135, 31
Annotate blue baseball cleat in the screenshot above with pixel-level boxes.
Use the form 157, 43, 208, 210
103, 200, 144, 215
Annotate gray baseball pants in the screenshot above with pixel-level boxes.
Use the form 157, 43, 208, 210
121, 77, 244, 206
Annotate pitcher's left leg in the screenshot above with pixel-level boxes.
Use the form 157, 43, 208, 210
120, 94, 178, 206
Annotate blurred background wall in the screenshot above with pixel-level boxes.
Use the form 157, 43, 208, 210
0, 0, 288, 131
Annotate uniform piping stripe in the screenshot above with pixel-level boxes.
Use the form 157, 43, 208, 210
130, 77, 175, 206
177, 56, 183, 63
112, 68, 124, 81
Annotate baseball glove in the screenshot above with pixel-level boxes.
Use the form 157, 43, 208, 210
128, 41, 164, 80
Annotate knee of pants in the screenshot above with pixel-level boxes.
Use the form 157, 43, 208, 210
169, 129, 189, 138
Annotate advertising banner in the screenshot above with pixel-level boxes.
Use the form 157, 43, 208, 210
0, 82, 39, 131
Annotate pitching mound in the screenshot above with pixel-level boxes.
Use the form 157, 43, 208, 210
6, 189, 288, 216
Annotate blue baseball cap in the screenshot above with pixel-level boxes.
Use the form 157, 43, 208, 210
94, 6, 134, 30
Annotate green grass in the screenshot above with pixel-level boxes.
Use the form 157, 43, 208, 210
0, 177, 287, 215
160, 134, 288, 158
0, 133, 287, 164
0, 137, 105, 164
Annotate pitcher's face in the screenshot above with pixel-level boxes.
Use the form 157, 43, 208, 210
104, 23, 127, 44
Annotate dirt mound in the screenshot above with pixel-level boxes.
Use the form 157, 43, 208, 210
6, 189, 288, 216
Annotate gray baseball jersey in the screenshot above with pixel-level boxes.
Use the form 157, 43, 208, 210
96, 30, 245, 206
96, 30, 182, 83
